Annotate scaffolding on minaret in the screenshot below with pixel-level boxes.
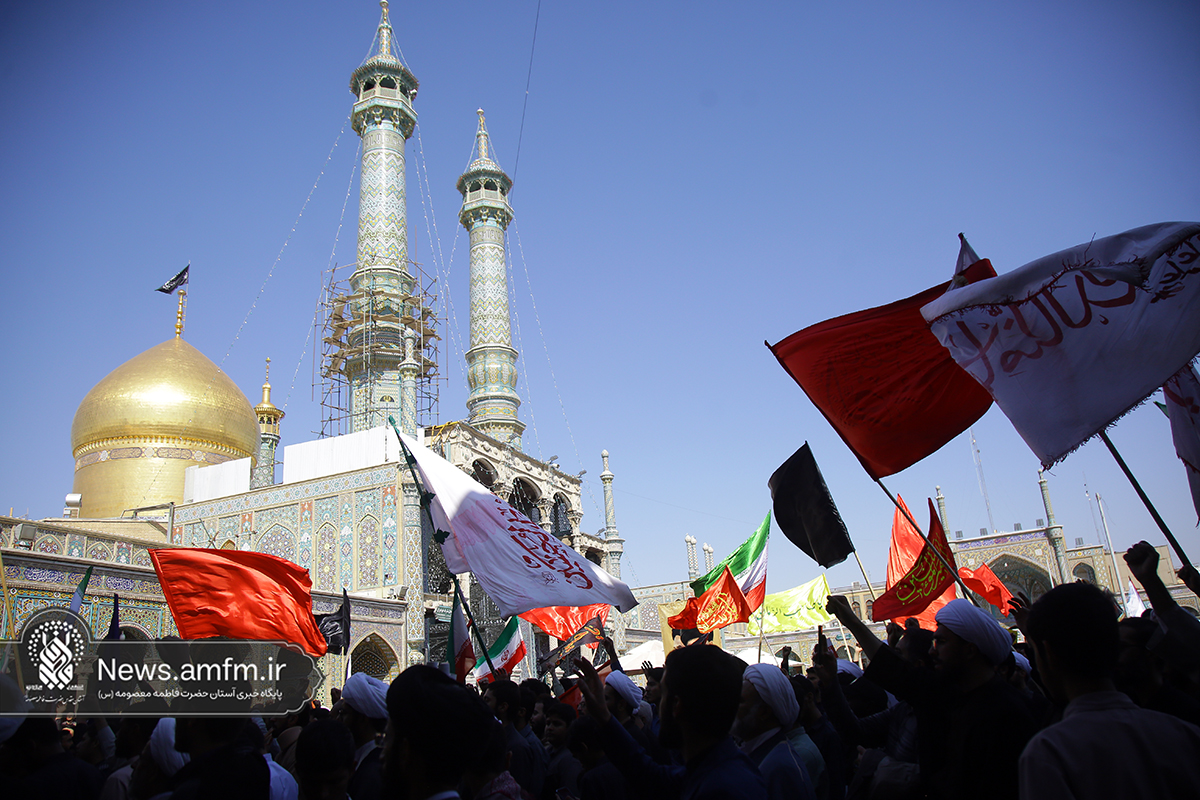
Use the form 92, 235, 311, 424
314, 259, 444, 437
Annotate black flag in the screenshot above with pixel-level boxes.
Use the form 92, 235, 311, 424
769, 443, 855, 568
315, 588, 351, 655
156, 264, 190, 294
538, 614, 605, 675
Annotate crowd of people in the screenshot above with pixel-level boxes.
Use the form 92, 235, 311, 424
2, 540, 1199, 799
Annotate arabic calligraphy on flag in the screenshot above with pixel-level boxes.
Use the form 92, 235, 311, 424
922, 222, 1200, 467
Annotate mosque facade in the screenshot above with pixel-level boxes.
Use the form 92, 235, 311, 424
0, 2, 625, 689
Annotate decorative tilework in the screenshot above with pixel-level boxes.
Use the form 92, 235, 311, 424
87, 543, 112, 561
67, 534, 85, 558
382, 484, 397, 585
298, 529, 312, 571
257, 525, 296, 563
220, 516, 239, 542
34, 536, 61, 554
115, 541, 131, 565
356, 489, 379, 520
255, 505, 298, 539
184, 522, 208, 547
340, 525, 354, 589
134, 548, 151, 568
359, 516, 379, 587
316, 524, 337, 592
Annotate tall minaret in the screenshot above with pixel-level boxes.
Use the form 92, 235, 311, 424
457, 110, 524, 448
346, 1, 419, 434
600, 450, 624, 579
251, 358, 284, 489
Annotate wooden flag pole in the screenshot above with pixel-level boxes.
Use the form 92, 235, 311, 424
387, 416, 498, 677
1099, 430, 1192, 568
852, 552, 878, 600
756, 604, 767, 663
875, 479, 981, 607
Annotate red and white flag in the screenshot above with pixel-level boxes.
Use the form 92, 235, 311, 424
1163, 364, 1200, 523
922, 222, 1200, 467
396, 431, 637, 617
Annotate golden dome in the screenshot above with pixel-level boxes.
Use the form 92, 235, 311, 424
70, 337, 260, 518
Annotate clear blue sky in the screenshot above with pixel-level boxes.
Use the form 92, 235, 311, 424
2, 1, 1198, 594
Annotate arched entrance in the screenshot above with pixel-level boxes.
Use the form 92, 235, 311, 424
349, 633, 399, 681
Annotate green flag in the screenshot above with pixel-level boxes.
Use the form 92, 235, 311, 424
747, 574, 832, 635
69, 565, 94, 614
690, 512, 771, 610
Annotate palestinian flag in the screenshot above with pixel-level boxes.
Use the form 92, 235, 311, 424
448, 592, 475, 684
690, 512, 770, 611
472, 616, 527, 685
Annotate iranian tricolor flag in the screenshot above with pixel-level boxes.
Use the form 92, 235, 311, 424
472, 616, 527, 685
448, 593, 475, 684
690, 512, 770, 611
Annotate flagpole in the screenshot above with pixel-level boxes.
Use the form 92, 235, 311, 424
386, 415, 499, 677
756, 605, 767, 663
875, 479, 981, 607
1099, 430, 1191, 568
452, 575, 498, 676
852, 552, 877, 600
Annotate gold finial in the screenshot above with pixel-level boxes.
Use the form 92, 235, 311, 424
377, 1, 393, 58
261, 357, 273, 405
174, 290, 187, 338
476, 108, 489, 161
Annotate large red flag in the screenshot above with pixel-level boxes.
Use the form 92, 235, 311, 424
150, 548, 328, 656
768, 261, 995, 480
873, 498, 956, 627
520, 603, 611, 649
668, 566, 753, 634
958, 563, 1014, 616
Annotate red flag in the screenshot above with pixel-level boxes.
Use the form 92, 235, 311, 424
768, 261, 995, 480
668, 566, 753, 634
149, 548, 328, 656
873, 498, 957, 626
958, 563, 1014, 616
520, 603, 611, 650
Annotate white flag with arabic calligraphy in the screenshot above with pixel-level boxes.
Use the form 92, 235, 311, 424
921, 222, 1200, 467
395, 431, 638, 616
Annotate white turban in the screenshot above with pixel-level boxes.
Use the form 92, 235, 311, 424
744, 664, 800, 729
149, 718, 190, 777
342, 672, 389, 720
935, 599, 1013, 665
836, 659, 864, 679
605, 671, 642, 711
265, 753, 300, 800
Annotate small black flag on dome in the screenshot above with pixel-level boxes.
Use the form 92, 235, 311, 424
156, 264, 190, 294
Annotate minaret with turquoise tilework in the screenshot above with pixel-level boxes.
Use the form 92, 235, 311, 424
458, 110, 525, 449
346, 1, 419, 434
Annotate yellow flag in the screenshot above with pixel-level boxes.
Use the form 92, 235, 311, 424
747, 574, 832, 634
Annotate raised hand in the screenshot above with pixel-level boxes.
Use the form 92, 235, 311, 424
1007, 591, 1032, 634
1124, 541, 1161, 586
577, 660, 611, 724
